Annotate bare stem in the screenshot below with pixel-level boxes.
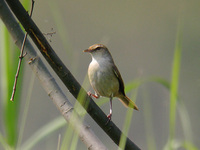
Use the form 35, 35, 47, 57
10, 0, 35, 101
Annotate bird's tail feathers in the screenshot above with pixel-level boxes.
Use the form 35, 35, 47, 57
119, 95, 139, 110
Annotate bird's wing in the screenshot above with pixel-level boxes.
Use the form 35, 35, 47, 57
112, 65, 125, 95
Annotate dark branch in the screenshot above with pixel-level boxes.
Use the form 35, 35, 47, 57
4, 0, 140, 149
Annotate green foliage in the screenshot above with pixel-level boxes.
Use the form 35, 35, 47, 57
118, 91, 137, 150
21, 117, 66, 150
0, 0, 30, 148
0, 21, 21, 148
168, 19, 182, 149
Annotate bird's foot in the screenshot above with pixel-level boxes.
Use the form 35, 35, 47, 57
105, 113, 112, 125
107, 113, 112, 120
87, 91, 99, 99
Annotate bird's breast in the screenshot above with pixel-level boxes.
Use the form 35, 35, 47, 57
88, 59, 119, 97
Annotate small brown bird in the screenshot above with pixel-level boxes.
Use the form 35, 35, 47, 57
84, 44, 138, 120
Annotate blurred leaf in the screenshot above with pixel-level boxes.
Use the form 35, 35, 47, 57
0, 0, 30, 147
21, 117, 66, 150
118, 91, 137, 150
126, 77, 170, 93
70, 133, 79, 150
182, 141, 198, 150
16, 73, 35, 148
142, 88, 157, 150
0, 22, 21, 147
60, 124, 74, 150
168, 17, 182, 146
48, 0, 72, 56
0, 132, 10, 150
148, 77, 170, 89
125, 79, 143, 93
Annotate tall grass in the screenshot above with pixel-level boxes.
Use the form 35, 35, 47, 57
0, 0, 29, 149
21, 117, 66, 150
168, 19, 182, 149
0, 21, 21, 149
116, 19, 197, 149
118, 90, 137, 150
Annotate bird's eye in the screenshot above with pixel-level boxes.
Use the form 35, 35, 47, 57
95, 47, 101, 50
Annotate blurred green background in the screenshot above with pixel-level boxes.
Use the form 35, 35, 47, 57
0, 0, 200, 149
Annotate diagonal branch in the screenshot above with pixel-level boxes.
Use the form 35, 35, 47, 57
4, 0, 140, 149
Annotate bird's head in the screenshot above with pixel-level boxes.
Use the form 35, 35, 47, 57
83, 44, 112, 60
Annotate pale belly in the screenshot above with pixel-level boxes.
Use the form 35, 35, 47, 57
88, 61, 119, 97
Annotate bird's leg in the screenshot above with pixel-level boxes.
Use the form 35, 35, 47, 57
107, 96, 113, 121
87, 91, 100, 99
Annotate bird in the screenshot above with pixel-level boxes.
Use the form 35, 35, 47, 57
84, 44, 138, 120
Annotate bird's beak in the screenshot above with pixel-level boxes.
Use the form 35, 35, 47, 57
83, 49, 89, 52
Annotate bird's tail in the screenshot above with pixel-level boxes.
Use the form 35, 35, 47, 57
118, 95, 139, 110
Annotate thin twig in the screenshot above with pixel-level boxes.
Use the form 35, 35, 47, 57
43, 31, 56, 37
43, 30, 56, 42
10, 0, 35, 101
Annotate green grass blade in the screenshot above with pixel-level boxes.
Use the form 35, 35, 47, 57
0, 132, 11, 150
0, 23, 21, 147
142, 88, 157, 150
177, 101, 196, 150
148, 77, 170, 90
70, 132, 79, 150
125, 79, 143, 93
118, 108, 134, 150
168, 19, 182, 149
48, 0, 72, 56
60, 126, 74, 150
126, 77, 170, 94
0, 0, 30, 147
16, 73, 35, 148
21, 117, 66, 150
118, 90, 138, 150
182, 141, 198, 150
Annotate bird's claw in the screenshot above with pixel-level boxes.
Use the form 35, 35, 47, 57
105, 113, 112, 125
107, 113, 112, 120
87, 91, 99, 99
